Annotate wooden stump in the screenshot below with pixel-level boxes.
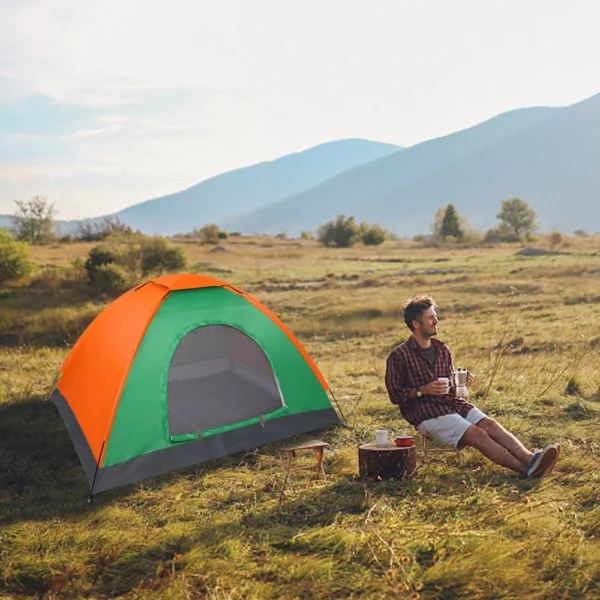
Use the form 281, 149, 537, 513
358, 443, 417, 480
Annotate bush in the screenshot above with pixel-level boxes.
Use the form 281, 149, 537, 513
549, 230, 564, 249
484, 223, 516, 243
0, 229, 34, 284
360, 223, 387, 246
137, 237, 187, 277
196, 224, 220, 245
317, 215, 361, 248
84, 246, 117, 283
573, 229, 589, 238
92, 263, 130, 295
84, 237, 187, 285
300, 230, 313, 240
217, 230, 229, 239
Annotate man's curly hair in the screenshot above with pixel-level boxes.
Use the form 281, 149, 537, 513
402, 295, 435, 331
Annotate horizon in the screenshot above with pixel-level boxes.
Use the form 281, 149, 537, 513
1, 0, 599, 220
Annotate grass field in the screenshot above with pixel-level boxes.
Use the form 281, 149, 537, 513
1, 235, 600, 599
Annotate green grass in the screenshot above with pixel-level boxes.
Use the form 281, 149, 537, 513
1, 237, 600, 599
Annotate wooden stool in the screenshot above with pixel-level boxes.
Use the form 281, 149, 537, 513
279, 440, 329, 485
420, 434, 462, 463
358, 443, 417, 480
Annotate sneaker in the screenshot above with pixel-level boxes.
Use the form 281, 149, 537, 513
526, 443, 560, 478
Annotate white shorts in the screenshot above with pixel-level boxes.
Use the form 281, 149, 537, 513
417, 408, 487, 449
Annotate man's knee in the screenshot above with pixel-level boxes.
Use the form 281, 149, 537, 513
460, 424, 491, 449
476, 417, 499, 433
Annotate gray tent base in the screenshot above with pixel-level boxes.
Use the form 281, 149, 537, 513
51, 389, 339, 494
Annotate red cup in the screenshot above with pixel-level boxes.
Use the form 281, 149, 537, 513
394, 435, 414, 447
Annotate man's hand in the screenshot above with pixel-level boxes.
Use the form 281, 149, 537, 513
467, 372, 475, 386
420, 380, 449, 396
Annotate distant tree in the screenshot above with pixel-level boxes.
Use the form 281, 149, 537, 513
300, 230, 313, 240
439, 204, 464, 241
0, 229, 34, 284
360, 222, 387, 246
76, 217, 133, 242
11, 196, 56, 244
497, 198, 537, 241
317, 215, 361, 248
431, 205, 469, 242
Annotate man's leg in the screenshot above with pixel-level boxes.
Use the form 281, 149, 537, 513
459, 425, 528, 473
475, 417, 534, 467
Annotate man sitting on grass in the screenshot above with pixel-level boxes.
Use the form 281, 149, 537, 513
385, 295, 559, 477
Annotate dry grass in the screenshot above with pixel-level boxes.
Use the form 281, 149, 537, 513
1, 236, 600, 599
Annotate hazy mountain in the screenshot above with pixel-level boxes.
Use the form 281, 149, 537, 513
222, 104, 566, 235
0, 139, 402, 235
103, 139, 401, 235
225, 94, 600, 236
0, 214, 11, 230
5, 93, 600, 238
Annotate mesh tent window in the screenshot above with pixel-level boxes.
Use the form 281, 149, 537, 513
167, 325, 283, 435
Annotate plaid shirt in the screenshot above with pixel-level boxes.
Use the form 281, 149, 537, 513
385, 335, 474, 427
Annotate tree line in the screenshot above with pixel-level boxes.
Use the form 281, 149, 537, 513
0, 194, 566, 287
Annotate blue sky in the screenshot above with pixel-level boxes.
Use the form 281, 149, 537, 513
1, 0, 599, 219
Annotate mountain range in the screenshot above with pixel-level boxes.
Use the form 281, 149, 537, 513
95, 139, 402, 236
222, 92, 600, 236
2, 92, 600, 237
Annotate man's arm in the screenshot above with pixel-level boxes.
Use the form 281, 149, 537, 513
385, 352, 419, 406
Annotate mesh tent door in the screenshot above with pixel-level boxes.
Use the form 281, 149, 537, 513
167, 325, 283, 435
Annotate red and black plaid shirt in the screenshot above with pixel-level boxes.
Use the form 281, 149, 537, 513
385, 335, 474, 427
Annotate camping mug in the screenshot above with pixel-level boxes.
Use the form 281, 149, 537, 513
437, 377, 450, 394
375, 429, 388, 447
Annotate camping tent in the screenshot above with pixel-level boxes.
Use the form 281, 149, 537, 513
50, 273, 339, 494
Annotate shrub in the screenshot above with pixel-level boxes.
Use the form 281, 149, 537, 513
84, 246, 117, 283
484, 223, 516, 243
573, 229, 589, 238
300, 230, 313, 240
92, 263, 130, 295
0, 229, 34, 284
360, 223, 387, 246
137, 237, 187, 277
317, 215, 361, 248
217, 230, 229, 239
549, 230, 564, 249
196, 224, 220, 245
